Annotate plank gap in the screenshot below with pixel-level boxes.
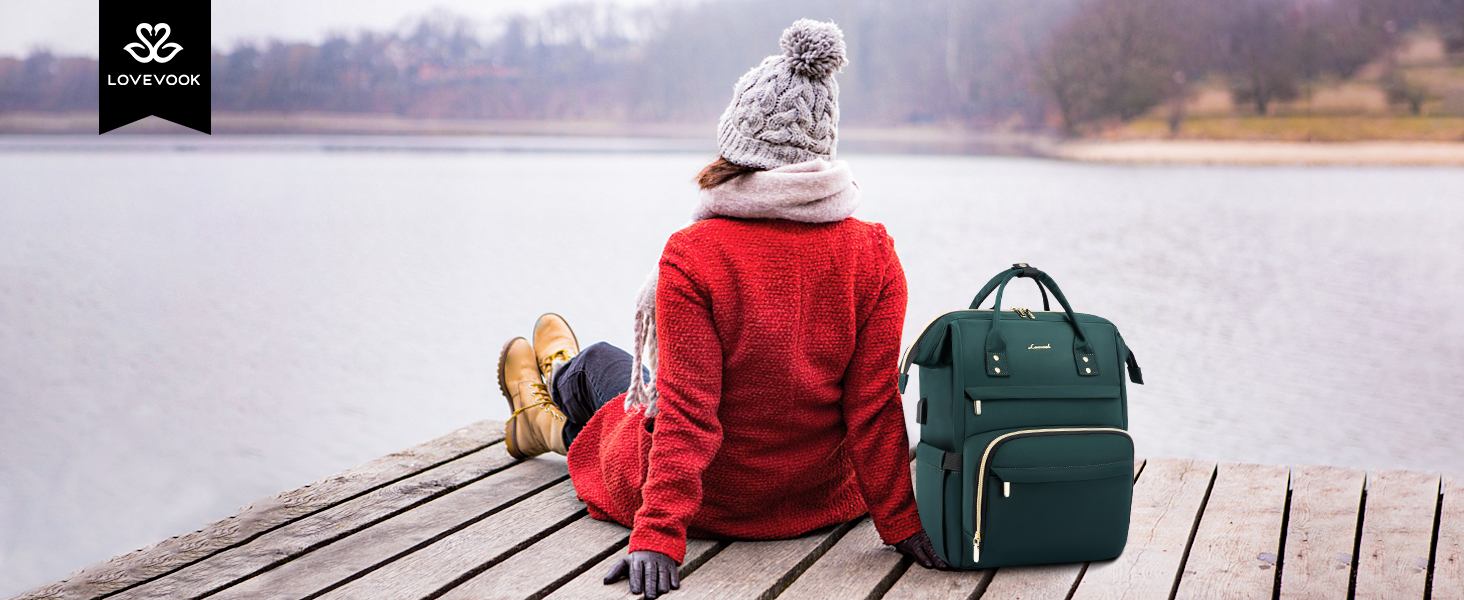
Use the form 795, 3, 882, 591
1425, 480, 1444, 600
964, 568, 995, 600
422, 508, 589, 600
1064, 562, 1089, 600
1273, 472, 1293, 600
94, 439, 509, 600
1353, 470, 1440, 599
542, 536, 727, 599
292, 473, 570, 600
1347, 486, 1367, 600
867, 556, 914, 600
1168, 463, 1219, 600
524, 537, 632, 600
193, 450, 537, 600
685, 540, 733, 578
764, 518, 861, 600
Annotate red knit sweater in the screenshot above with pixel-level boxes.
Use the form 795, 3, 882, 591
566, 216, 923, 562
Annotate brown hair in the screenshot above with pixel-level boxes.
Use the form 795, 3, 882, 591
695, 156, 760, 190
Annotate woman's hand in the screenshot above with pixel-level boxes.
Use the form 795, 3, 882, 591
603, 550, 681, 598
894, 530, 952, 570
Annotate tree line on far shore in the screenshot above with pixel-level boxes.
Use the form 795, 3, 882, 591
1, 0, 1461, 135
1041, 0, 1463, 134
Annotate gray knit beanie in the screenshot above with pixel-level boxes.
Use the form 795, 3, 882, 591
717, 19, 847, 170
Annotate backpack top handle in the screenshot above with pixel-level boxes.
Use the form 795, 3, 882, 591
971, 265, 1099, 379
969, 263, 1049, 312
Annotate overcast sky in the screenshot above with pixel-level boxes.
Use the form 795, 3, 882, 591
0, 0, 673, 57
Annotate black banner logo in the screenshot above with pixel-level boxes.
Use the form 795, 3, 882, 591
100, 1, 210, 134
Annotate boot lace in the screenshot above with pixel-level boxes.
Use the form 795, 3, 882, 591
509, 382, 565, 422
539, 349, 575, 378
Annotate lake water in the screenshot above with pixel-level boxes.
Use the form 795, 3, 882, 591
1, 135, 1462, 595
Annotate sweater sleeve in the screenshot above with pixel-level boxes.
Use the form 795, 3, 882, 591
626, 238, 723, 563
838, 231, 925, 546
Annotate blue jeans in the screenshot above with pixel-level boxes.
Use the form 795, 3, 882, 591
551, 342, 648, 449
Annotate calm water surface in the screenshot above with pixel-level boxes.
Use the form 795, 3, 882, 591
1, 137, 1461, 594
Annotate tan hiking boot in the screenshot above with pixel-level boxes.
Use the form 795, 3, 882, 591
533, 313, 580, 385
498, 337, 567, 458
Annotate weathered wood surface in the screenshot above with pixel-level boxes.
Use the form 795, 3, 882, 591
544, 539, 724, 600
1277, 465, 1366, 600
984, 564, 1083, 600
1172, 462, 1290, 600
1071, 458, 1217, 600
116, 443, 534, 600
1435, 475, 1464, 600
18, 419, 1464, 600
436, 514, 629, 600
316, 480, 584, 600
670, 522, 855, 600
777, 518, 907, 599
210, 459, 568, 600
882, 564, 990, 600
12, 420, 505, 600
1353, 469, 1440, 600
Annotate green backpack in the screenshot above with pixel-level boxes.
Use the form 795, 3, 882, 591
899, 264, 1144, 569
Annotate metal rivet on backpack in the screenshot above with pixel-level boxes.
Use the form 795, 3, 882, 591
1085, 367, 1092, 373
994, 367, 1001, 373
993, 355, 1000, 361
1083, 357, 1089, 363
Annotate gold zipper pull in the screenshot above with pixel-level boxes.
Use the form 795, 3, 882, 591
974, 400, 982, 415
1003, 481, 1011, 497
973, 533, 981, 563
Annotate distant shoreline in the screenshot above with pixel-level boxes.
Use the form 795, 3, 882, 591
1053, 140, 1464, 167
3, 111, 1463, 166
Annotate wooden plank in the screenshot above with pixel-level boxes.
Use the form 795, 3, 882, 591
983, 564, 1084, 600
13, 420, 505, 600
982, 459, 1146, 599
778, 518, 906, 599
1070, 458, 1216, 600
1277, 464, 1366, 600
1173, 462, 1290, 600
543, 538, 724, 599
315, 480, 585, 600
1434, 475, 1464, 600
1354, 469, 1440, 600
436, 515, 630, 600
203, 458, 567, 600
881, 566, 990, 600
669, 523, 854, 600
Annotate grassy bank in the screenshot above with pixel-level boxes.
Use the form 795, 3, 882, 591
1107, 115, 1464, 142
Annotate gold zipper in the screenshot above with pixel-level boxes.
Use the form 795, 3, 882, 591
971, 427, 1131, 562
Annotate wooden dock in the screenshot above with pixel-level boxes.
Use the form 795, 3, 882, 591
15, 420, 1461, 600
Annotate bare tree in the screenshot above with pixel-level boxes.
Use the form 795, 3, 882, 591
1221, 0, 1302, 115
1038, 0, 1182, 134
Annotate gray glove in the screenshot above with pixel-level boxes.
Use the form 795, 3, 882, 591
603, 550, 680, 599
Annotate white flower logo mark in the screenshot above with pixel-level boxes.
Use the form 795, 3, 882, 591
123, 23, 182, 63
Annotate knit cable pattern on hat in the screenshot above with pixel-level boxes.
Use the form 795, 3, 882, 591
716, 19, 847, 171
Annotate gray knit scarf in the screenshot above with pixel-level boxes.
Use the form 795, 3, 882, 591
624, 158, 861, 418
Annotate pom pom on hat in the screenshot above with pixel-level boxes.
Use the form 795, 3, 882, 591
779, 19, 847, 79
716, 18, 846, 170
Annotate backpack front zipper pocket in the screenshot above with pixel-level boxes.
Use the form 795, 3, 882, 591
964, 427, 1133, 567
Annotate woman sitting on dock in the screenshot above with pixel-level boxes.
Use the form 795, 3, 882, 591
495, 19, 948, 598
